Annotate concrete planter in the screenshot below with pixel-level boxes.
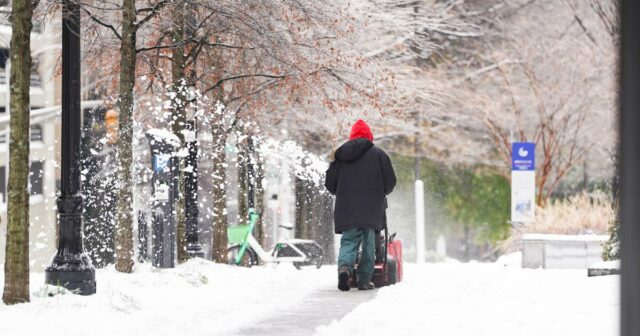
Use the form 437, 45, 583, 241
521, 234, 608, 269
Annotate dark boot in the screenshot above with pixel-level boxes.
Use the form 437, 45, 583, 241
358, 281, 375, 290
338, 265, 351, 291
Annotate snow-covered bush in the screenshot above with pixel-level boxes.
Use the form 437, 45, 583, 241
602, 217, 620, 261
502, 191, 614, 253
521, 191, 613, 235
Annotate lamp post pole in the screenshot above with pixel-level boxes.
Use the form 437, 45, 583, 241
185, 118, 203, 258
44, 0, 96, 295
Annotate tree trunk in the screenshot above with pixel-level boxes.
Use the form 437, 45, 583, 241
175, 162, 187, 263
114, 0, 136, 273
2, 0, 35, 305
237, 137, 248, 223
463, 224, 470, 262
254, 149, 266, 247
171, 0, 188, 264
294, 177, 312, 239
294, 177, 304, 239
319, 191, 335, 263
211, 128, 228, 263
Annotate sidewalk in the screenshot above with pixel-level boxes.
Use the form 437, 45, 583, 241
235, 287, 377, 335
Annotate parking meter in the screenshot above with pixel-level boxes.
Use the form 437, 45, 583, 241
146, 129, 180, 268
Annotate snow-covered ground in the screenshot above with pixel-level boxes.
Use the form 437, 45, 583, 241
315, 261, 619, 336
0, 258, 619, 336
0, 259, 335, 336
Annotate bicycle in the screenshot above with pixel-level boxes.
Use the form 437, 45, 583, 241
227, 209, 325, 269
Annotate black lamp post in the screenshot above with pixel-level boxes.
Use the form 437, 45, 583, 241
185, 86, 203, 258
44, 0, 96, 295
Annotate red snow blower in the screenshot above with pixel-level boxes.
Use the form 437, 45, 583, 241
349, 209, 403, 288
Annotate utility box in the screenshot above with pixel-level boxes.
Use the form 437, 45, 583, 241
146, 129, 180, 268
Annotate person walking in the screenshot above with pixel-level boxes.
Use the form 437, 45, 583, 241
325, 119, 397, 291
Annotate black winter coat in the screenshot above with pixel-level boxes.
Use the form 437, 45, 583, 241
325, 138, 397, 233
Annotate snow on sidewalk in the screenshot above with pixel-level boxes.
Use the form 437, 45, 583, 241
235, 287, 376, 335
0, 259, 620, 336
0, 258, 335, 336
314, 262, 619, 336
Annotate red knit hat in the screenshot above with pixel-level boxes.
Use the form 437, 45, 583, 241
349, 119, 373, 142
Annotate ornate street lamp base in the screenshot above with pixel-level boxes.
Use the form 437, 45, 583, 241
45, 196, 96, 295
45, 266, 96, 295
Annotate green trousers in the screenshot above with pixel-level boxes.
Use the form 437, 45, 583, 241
338, 228, 375, 285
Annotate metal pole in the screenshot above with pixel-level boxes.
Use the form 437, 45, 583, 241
413, 3, 420, 181
45, 0, 96, 295
415, 179, 425, 263
620, 0, 640, 334
247, 135, 255, 210
185, 119, 203, 257
414, 132, 420, 180
414, 108, 420, 180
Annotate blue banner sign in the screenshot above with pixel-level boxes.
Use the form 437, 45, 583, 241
512, 142, 535, 171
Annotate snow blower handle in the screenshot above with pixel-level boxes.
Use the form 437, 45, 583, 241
383, 197, 389, 274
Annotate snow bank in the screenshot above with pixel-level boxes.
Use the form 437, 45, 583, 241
589, 260, 620, 270
1, 261, 619, 336
315, 263, 619, 336
0, 259, 334, 336
494, 251, 522, 268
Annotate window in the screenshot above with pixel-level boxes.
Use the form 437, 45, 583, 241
30, 125, 43, 142
0, 163, 44, 200
30, 59, 41, 87
30, 73, 41, 87
0, 166, 5, 203
0, 48, 9, 69
29, 161, 44, 196
0, 126, 44, 142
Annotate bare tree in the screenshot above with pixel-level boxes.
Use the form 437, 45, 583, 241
169, 0, 188, 263
80, 0, 169, 273
78, 0, 413, 264
446, 0, 617, 204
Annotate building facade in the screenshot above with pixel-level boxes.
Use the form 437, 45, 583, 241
0, 19, 106, 271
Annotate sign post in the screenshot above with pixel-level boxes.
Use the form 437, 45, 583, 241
511, 142, 536, 223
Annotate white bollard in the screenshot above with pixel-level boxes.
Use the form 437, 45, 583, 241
415, 180, 426, 263
436, 234, 447, 259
